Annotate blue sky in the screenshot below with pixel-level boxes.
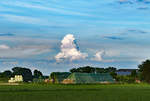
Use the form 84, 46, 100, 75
0, 0, 150, 74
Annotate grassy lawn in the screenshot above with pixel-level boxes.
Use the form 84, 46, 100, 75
0, 84, 150, 101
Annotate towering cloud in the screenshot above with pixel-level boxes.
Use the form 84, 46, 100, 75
55, 34, 87, 62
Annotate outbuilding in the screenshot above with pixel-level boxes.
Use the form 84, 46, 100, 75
62, 73, 115, 84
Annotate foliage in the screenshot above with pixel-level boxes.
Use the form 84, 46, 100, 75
0, 70, 12, 83
105, 67, 117, 72
131, 70, 137, 78
0, 70, 12, 78
138, 60, 150, 83
70, 66, 117, 73
116, 75, 135, 83
0, 67, 45, 83
12, 67, 33, 82
110, 71, 117, 79
33, 69, 43, 78
33, 76, 44, 83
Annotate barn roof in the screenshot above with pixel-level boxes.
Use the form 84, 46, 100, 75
117, 69, 138, 72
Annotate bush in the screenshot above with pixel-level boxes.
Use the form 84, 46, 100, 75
116, 75, 135, 83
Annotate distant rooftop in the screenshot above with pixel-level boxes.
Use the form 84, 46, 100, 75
117, 69, 138, 72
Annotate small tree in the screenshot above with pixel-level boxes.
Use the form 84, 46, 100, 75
110, 71, 117, 79
33, 69, 43, 78
1, 70, 12, 78
131, 70, 137, 78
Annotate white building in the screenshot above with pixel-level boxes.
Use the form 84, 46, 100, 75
8, 75, 23, 83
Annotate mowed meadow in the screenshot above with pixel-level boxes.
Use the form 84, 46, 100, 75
0, 84, 150, 101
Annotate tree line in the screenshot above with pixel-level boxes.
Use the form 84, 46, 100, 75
0, 67, 43, 82
70, 66, 116, 73
1, 59, 150, 83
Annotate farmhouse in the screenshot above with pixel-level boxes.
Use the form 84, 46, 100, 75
62, 73, 115, 84
8, 75, 23, 83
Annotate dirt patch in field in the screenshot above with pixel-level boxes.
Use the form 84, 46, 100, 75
0, 83, 19, 85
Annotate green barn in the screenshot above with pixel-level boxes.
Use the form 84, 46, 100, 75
63, 73, 115, 84
50, 72, 71, 83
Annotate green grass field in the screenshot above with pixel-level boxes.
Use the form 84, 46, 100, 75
0, 84, 150, 101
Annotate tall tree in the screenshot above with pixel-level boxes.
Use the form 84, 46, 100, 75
138, 60, 150, 82
12, 67, 33, 82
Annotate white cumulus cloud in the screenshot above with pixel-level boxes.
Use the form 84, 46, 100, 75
0, 44, 10, 49
91, 50, 105, 61
55, 34, 88, 62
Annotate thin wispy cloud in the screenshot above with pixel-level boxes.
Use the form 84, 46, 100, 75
0, 14, 48, 25
118, 0, 150, 4
0, 33, 15, 36
127, 29, 148, 34
1, 1, 92, 17
0, 6, 21, 12
103, 36, 124, 40
117, 0, 150, 10
0, 44, 51, 58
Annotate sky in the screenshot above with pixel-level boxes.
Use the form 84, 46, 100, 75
0, 0, 150, 75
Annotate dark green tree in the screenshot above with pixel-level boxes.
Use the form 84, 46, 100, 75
95, 68, 105, 73
2, 70, 12, 78
131, 70, 137, 78
33, 69, 43, 78
110, 71, 117, 79
138, 60, 150, 83
77, 66, 95, 73
70, 66, 95, 73
70, 66, 117, 73
12, 67, 33, 82
70, 68, 78, 73
115, 75, 135, 83
50, 72, 55, 83
105, 67, 117, 72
